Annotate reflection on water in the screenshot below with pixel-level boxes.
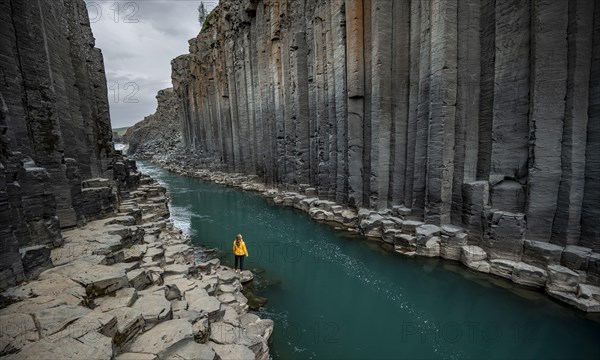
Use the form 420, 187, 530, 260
137, 161, 600, 360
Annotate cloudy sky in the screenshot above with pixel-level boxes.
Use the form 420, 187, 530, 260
85, 0, 218, 129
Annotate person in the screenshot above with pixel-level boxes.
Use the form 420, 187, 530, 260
232, 234, 248, 274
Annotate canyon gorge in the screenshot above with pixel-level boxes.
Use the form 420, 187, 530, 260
126, 0, 600, 311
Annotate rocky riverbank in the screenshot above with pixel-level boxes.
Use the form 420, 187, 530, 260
0, 173, 273, 359
147, 155, 600, 314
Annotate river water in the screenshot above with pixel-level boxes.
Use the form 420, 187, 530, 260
137, 161, 600, 360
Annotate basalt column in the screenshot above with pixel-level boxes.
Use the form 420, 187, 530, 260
172, 0, 600, 253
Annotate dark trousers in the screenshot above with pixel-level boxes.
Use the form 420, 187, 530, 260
234, 255, 245, 271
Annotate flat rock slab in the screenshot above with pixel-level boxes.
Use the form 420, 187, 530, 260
209, 342, 255, 360
0, 313, 38, 354
164, 339, 217, 360
163, 264, 189, 276
5, 331, 113, 360
217, 270, 237, 284
127, 319, 193, 359
188, 296, 222, 320
116, 353, 158, 360
218, 293, 237, 305
131, 294, 172, 329
96, 288, 138, 312
40, 261, 128, 296
123, 244, 148, 262
2, 274, 85, 301
49, 310, 118, 341
35, 304, 91, 338
239, 271, 254, 284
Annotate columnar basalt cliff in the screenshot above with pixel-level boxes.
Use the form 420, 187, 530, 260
171, 0, 600, 308
0, 0, 137, 288
173, 0, 599, 248
124, 88, 181, 159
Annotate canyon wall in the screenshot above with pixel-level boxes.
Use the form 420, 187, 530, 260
172, 0, 600, 252
125, 88, 182, 158
0, 0, 136, 288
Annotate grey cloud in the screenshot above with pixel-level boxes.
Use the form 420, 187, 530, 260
85, 0, 217, 128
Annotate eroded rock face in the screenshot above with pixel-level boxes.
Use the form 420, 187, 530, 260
124, 89, 181, 159
0, 0, 139, 289
164, 0, 599, 256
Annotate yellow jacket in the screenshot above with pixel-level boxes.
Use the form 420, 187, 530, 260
233, 240, 248, 256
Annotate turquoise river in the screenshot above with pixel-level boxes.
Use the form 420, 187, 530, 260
137, 161, 600, 360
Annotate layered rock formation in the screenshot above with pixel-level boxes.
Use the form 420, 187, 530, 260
172, 0, 599, 251
124, 88, 182, 159
0, 0, 137, 289
1, 175, 272, 359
